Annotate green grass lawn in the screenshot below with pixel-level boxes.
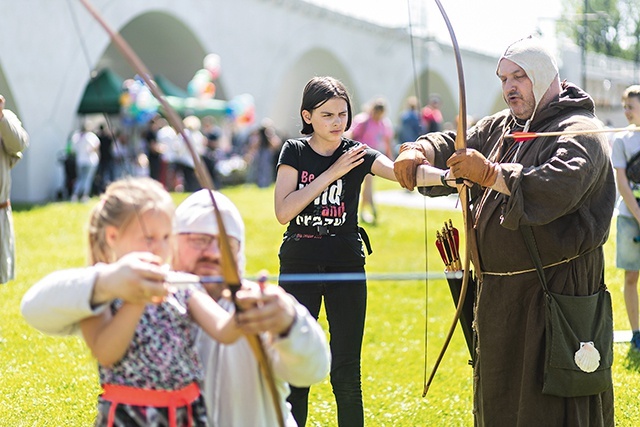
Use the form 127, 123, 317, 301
1, 178, 639, 426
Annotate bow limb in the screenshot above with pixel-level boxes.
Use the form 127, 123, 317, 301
77, 0, 212, 190
423, 0, 479, 397
78, 2, 284, 425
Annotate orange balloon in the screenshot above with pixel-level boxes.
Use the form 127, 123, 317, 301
203, 82, 216, 99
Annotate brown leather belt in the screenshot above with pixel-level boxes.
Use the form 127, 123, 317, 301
0, 200, 10, 209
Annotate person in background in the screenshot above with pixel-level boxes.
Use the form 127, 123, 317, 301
201, 124, 223, 189
246, 118, 283, 188
393, 36, 614, 426
0, 94, 29, 284
156, 118, 176, 190
346, 97, 394, 224
275, 76, 396, 427
610, 84, 640, 351
171, 115, 205, 192
95, 124, 115, 193
141, 115, 165, 185
421, 94, 443, 133
110, 129, 128, 181
71, 122, 100, 202
397, 95, 423, 154
21, 188, 330, 427
62, 131, 78, 199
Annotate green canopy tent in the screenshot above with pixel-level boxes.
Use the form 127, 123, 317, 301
153, 75, 189, 98
77, 68, 124, 115
78, 69, 228, 118
161, 96, 228, 118
152, 75, 229, 118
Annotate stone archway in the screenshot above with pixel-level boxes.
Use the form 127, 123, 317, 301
269, 48, 353, 138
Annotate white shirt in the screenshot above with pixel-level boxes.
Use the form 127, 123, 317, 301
611, 128, 640, 217
197, 298, 329, 427
72, 131, 100, 166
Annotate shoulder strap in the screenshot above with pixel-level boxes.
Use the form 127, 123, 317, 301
358, 227, 373, 255
626, 148, 640, 183
520, 226, 551, 297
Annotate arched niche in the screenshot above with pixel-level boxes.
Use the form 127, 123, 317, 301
269, 48, 354, 138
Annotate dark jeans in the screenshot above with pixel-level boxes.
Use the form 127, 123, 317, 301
173, 162, 200, 192
280, 264, 366, 427
148, 154, 163, 183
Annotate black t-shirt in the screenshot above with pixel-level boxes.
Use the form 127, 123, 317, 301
277, 137, 380, 267
143, 129, 160, 159
98, 132, 113, 162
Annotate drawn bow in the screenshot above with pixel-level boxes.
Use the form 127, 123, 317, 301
423, 0, 480, 397
77, 1, 284, 425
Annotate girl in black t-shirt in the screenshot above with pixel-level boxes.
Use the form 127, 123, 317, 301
274, 76, 396, 427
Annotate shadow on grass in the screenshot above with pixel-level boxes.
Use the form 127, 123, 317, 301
11, 203, 39, 212
622, 346, 640, 372
12, 198, 79, 212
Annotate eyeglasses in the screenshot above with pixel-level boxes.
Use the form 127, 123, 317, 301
182, 233, 218, 251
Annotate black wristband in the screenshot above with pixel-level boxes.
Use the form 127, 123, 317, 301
441, 169, 453, 188
278, 311, 297, 339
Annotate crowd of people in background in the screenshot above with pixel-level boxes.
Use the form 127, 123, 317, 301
61, 92, 452, 204
61, 113, 284, 200
61, 91, 453, 203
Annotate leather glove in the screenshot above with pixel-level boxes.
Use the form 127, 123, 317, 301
446, 148, 500, 188
394, 142, 429, 191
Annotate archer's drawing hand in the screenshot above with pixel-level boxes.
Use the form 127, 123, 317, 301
92, 252, 169, 306
235, 284, 296, 337
394, 142, 429, 191
447, 148, 500, 188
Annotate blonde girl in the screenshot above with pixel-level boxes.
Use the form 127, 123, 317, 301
80, 177, 241, 427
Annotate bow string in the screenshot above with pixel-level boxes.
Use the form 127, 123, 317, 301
77, 1, 284, 425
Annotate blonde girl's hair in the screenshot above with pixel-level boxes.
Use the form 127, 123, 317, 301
87, 177, 175, 265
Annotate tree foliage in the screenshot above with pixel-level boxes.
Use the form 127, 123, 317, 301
559, 0, 640, 61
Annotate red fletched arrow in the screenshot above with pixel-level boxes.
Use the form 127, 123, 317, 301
507, 125, 640, 142
435, 231, 450, 270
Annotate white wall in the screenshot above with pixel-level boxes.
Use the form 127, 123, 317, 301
1, 0, 632, 202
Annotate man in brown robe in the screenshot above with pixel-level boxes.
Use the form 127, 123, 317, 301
395, 37, 615, 426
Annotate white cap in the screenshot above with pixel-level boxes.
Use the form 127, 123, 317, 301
498, 37, 559, 129
175, 189, 245, 271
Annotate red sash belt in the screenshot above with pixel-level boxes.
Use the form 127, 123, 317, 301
0, 200, 10, 209
101, 382, 200, 427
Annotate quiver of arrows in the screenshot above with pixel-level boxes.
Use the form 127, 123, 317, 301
436, 220, 477, 361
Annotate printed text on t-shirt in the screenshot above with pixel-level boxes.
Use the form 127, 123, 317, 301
295, 177, 347, 228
